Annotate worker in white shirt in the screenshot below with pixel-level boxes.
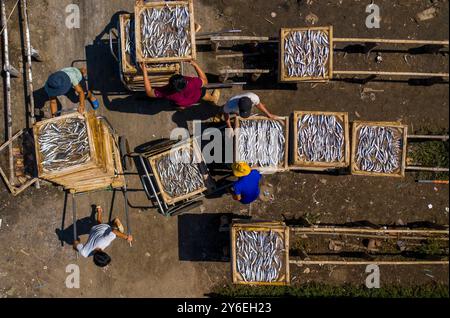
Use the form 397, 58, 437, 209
73, 206, 133, 267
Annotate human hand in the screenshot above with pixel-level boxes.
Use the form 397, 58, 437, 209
78, 105, 85, 114
127, 235, 134, 243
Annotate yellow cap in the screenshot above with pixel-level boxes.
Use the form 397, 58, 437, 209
232, 162, 251, 177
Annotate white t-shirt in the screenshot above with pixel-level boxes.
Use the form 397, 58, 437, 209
76, 224, 116, 258
223, 93, 261, 114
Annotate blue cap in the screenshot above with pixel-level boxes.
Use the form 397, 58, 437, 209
45, 71, 72, 97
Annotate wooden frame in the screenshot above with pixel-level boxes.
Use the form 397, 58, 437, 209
0, 130, 38, 196
290, 111, 350, 171
235, 116, 289, 173
134, 0, 197, 63
119, 14, 137, 75
279, 26, 334, 83
351, 121, 408, 178
231, 220, 290, 286
148, 139, 209, 205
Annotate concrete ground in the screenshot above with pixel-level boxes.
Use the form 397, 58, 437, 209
0, 0, 449, 297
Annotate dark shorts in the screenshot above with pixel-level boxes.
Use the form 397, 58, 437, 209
79, 77, 89, 95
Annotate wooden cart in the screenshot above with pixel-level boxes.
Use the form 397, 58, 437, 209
290, 111, 350, 171
231, 220, 290, 286
135, 138, 218, 216
234, 116, 290, 174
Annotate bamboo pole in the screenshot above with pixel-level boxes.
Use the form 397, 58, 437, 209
333, 70, 449, 78
290, 260, 449, 266
291, 227, 449, 235
333, 38, 449, 46
1, 0, 14, 183
21, 0, 39, 189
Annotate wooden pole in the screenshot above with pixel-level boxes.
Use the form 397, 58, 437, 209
210, 36, 270, 42
294, 232, 449, 241
1, 0, 14, 183
71, 191, 78, 259
406, 166, 449, 172
333, 70, 449, 78
291, 227, 449, 235
408, 135, 449, 141
417, 180, 449, 185
333, 38, 449, 46
21, 0, 39, 189
290, 260, 449, 266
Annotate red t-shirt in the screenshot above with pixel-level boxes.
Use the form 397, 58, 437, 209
154, 76, 203, 108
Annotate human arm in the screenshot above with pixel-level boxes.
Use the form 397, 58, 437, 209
74, 84, 86, 114
49, 97, 58, 117
224, 113, 233, 129
256, 102, 278, 119
189, 60, 208, 86
141, 63, 157, 98
112, 230, 133, 243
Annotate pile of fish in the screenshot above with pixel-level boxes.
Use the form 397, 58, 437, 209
156, 147, 205, 198
237, 120, 286, 168
355, 126, 402, 174
236, 230, 284, 283
297, 114, 345, 163
284, 30, 330, 78
38, 118, 90, 172
140, 5, 191, 59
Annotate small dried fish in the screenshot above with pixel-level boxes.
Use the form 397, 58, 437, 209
140, 5, 191, 59
236, 230, 284, 283
237, 119, 286, 168
38, 118, 90, 172
156, 147, 205, 198
356, 126, 402, 174
284, 30, 330, 79
297, 114, 345, 163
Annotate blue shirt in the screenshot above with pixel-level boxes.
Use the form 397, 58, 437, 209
233, 170, 262, 204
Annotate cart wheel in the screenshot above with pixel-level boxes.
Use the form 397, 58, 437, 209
168, 200, 203, 217
119, 136, 133, 171
135, 138, 178, 155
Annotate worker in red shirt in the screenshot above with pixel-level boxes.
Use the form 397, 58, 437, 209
141, 61, 220, 109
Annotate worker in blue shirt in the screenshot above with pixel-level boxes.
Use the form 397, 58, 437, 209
231, 162, 262, 204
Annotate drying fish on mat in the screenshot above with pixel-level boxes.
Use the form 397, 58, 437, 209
38, 118, 90, 172
140, 5, 192, 59
284, 30, 330, 78
156, 147, 205, 198
237, 119, 286, 168
297, 114, 345, 163
236, 230, 284, 283
355, 126, 403, 174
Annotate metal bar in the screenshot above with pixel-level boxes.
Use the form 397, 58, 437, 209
219, 69, 271, 74
196, 29, 242, 39
139, 156, 166, 215
1, 0, 14, 183
333, 37, 449, 46
417, 180, 449, 185
71, 192, 78, 259
204, 82, 247, 89
406, 166, 449, 172
290, 260, 449, 266
291, 227, 449, 235
210, 36, 270, 42
20, 0, 39, 189
408, 135, 449, 141
216, 52, 261, 59
333, 70, 449, 78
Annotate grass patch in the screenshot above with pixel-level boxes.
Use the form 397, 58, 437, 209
210, 283, 449, 298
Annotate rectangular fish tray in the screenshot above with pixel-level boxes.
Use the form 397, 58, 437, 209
134, 0, 197, 64
279, 26, 334, 83
290, 111, 350, 171
148, 138, 210, 205
231, 220, 290, 286
351, 121, 408, 178
235, 116, 289, 174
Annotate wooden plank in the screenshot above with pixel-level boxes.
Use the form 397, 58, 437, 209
210, 36, 269, 41
279, 26, 333, 83
351, 121, 408, 178
148, 139, 209, 205
134, 0, 196, 64
231, 221, 290, 286
290, 111, 350, 171
291, 227, 449, 235
234, 116, 289, 173
290, 260, 449, 266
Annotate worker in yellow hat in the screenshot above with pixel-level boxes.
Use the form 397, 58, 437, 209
231, 162, 262, 204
